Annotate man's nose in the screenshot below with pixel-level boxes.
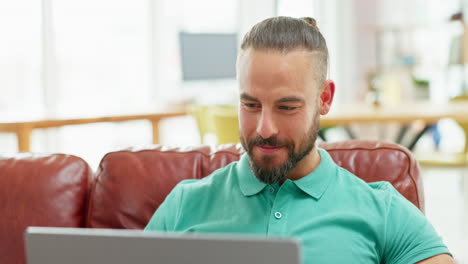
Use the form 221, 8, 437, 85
256, 110, 278, 139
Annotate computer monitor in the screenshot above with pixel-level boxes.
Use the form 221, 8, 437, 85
179, 32, 238, 81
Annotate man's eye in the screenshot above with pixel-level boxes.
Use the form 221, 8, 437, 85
243, 102, 259, 109
278, 106, 297, 111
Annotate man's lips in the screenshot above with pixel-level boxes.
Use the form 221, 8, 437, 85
256, 145, 283, 154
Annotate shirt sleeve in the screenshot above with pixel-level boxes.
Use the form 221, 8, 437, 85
143, 183, 184, 232
382, 184, 451, 264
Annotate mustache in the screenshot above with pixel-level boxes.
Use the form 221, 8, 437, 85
248, 136, 287, 148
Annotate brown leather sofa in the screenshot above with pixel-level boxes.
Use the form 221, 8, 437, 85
0, 140, 423, 264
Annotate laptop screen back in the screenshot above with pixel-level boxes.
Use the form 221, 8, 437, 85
25, 227, 301, 264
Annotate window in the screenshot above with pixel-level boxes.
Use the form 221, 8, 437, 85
52, 0, 151, 116
0, 0, 240, 166
0, 1, 42, 117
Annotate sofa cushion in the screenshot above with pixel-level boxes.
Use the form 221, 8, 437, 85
0, 153, 92, 264
87, 140, 423, 230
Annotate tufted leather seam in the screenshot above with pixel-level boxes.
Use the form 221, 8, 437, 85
104, 145, 244, 158
85, 159, 104, 227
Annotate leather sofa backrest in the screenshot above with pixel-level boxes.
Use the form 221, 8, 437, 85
0, 153, 92, 264
87, 140, 423, 230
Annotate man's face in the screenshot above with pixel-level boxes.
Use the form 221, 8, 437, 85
237, 48, 330, 185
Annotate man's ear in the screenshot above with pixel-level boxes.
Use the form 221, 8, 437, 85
319, 80, 335, 115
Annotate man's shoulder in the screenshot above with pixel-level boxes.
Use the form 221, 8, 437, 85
334, 167, 404, 207
318, 148, 396, 199
336, 166, 396, 192
367, 180, 406, 206
367, 180, 398, 194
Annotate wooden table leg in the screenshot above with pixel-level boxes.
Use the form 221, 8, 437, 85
150, 119, 160, 144
17, 125, 32, 152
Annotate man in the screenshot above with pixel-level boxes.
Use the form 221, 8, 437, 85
145, 17, 453, 263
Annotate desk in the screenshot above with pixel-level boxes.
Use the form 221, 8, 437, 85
4, 102, 467, 152
321, 102, 468, 126
0, 110, 187, 152
321, 101, 468, 150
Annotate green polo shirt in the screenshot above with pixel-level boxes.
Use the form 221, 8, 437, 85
145, 148, 450, 263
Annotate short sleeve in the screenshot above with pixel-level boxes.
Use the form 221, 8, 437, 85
144, 183, 183, 232
382, 185, 451, 264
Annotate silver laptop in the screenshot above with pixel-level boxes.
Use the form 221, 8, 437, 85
25, 227, 301, 264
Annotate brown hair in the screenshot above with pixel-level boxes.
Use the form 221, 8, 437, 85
240, 16, 328, 85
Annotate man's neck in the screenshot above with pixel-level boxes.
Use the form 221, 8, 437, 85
283, 147, 321, 183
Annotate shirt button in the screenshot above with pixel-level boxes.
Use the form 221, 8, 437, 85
274, 212, 282, 219
269, 187, 275, 193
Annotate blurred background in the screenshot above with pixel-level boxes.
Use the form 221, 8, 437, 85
1, 0, 468, 261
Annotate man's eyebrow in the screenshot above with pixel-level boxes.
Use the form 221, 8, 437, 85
275, 96, 305, 104
240, 93, 259, 101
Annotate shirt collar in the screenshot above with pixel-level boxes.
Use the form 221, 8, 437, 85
237, 153, 268, 196
237, 148, 337, 199
292, 148, 336, 200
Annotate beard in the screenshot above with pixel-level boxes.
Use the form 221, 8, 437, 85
240, 114, 320, 185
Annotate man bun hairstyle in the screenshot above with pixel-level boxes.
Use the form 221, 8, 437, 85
240, 16, 328, 86
301, 17, 318, 29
